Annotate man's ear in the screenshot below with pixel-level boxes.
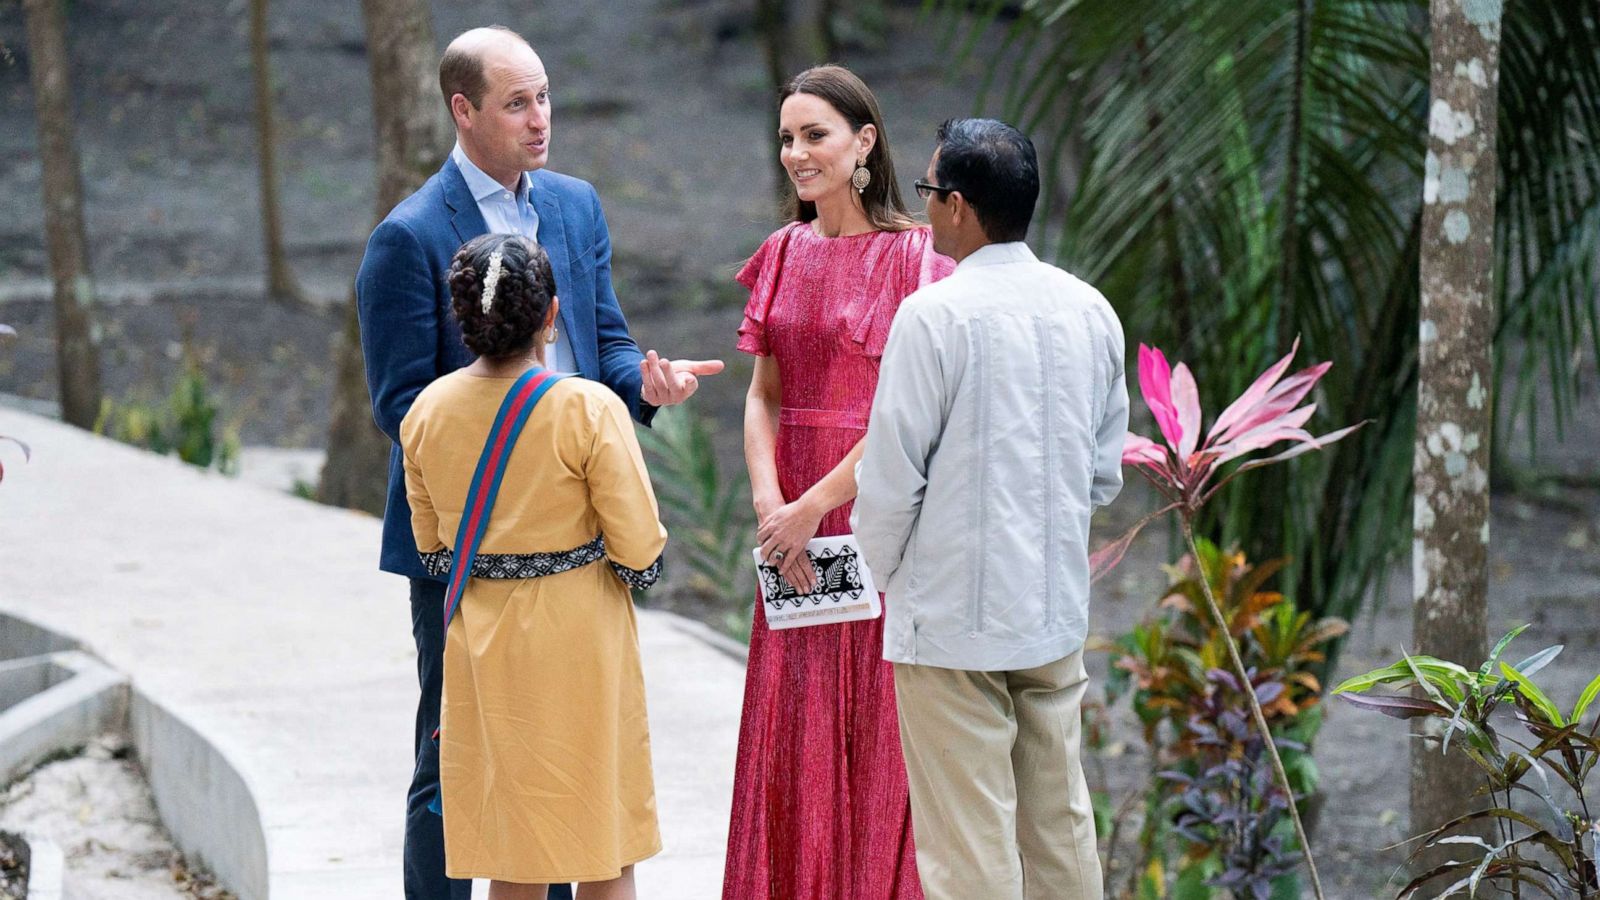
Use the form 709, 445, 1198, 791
948, 191, 968, 228
450, 93, 474, 128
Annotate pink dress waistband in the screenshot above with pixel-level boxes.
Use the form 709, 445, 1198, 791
779, 406, 870, 430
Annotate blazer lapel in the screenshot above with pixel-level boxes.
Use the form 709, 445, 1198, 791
442, 158, 489, 246
529, 172, 587, 375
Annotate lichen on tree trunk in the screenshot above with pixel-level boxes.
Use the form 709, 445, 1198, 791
1410, 0, 1504, 875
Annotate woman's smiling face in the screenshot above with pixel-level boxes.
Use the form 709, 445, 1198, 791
779, 92, 874, 205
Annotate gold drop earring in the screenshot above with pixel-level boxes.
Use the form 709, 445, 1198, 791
851, 158, 871, 194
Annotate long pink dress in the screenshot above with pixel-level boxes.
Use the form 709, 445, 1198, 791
724, 220, 954, 900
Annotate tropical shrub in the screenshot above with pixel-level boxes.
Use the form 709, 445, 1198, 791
1335, 627, 1600, 898
635, 404, 755, 638
1160, 669, 1305, 900
1105, 541, 1344, 897
1095, 339, 1358, 898
95, 361, 240, 475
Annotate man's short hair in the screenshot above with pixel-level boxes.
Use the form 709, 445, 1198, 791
933, 118, 1040, 243
439, 25, 524, 110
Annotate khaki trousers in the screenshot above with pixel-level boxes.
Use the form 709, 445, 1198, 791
893, 650, 1103, 900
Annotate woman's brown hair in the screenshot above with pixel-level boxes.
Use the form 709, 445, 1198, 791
780, 65, 917, 232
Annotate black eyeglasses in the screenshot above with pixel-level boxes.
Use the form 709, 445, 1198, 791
913, 179, 955, 200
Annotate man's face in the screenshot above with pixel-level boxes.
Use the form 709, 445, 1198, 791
457, 42, 551, 180
924, 151, 956, 258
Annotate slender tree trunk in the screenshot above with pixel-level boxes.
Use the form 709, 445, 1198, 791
817, 0, 840, 62
757, 0, 790, 213
1411, 0, 1503, 875
22, 0, 102, 429
251, 0, 303, 305
318, 0, 449, 512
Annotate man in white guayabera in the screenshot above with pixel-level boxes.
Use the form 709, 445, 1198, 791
852, 117, 1129, 900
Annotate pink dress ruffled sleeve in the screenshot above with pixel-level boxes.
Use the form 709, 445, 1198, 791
734, 222, 806, 357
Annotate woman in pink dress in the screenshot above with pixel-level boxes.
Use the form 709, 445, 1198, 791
724, 65, 954, 899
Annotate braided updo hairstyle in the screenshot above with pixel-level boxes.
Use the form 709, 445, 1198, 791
448, 233, 557, 360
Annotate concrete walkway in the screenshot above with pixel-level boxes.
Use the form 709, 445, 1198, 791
0, 408, 743, 898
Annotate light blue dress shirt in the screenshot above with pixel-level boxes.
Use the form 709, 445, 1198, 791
450, 143, 575, 374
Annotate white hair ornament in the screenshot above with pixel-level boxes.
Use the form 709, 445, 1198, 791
480, 246, 506, 313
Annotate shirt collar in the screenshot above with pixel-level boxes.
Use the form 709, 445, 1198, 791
955, 241, 1037, 271
452, 142, 532, 203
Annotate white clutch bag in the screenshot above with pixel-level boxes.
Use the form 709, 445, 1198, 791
752, 534, 882, 630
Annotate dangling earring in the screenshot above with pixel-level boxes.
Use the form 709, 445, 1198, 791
545, 325, 558, 345
851, 159, 871, 194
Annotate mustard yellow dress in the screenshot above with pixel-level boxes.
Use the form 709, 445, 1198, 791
400, 371, 667, 884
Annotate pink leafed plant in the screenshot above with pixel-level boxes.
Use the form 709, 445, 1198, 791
1092, 338, 1362, 900
1091, 338, 1364, 581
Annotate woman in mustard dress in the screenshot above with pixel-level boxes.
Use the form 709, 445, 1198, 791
400, 233, 667, 900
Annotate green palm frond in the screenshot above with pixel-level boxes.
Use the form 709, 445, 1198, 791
928, 0, 1600, 662
635, 406, 754, 615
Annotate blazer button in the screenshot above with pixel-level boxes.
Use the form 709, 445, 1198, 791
968, 631, 978, 639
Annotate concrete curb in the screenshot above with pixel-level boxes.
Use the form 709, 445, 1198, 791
0, 650, 128, 787
130, 694, 268, 900
0, 613, 77, 662
0, 610, 265, 899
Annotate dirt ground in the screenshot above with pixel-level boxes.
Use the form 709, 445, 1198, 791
1, 2, 1596, 898
0, 735, 233, 899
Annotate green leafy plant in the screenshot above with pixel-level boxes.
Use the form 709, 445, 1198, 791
1335, 627, 1600, 898
635, 405, 754, 638
1105, 542, 1344, 897
95, 361, 240, 475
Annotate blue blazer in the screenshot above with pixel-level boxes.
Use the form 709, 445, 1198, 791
356, 159, 655, 580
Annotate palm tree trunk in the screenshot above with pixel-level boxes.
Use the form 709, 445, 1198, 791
1275, 0, 1313, 355
317, 0, 450, 512
251, 0, 303, 305
22, 0, 102, 429
1410, 0, 1503, 876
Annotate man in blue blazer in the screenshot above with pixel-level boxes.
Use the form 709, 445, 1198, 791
355, 26, 721, 900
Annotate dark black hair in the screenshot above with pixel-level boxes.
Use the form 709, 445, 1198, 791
932, 118, 1040, 243
448, 233, 556, 360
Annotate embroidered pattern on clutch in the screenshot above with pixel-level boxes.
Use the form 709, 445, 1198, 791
758, 545, 867, 609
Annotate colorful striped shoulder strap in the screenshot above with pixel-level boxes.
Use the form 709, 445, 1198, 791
441, 365, 569, 628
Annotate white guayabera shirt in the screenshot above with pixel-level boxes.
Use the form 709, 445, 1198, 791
852, 241, 1129, 672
